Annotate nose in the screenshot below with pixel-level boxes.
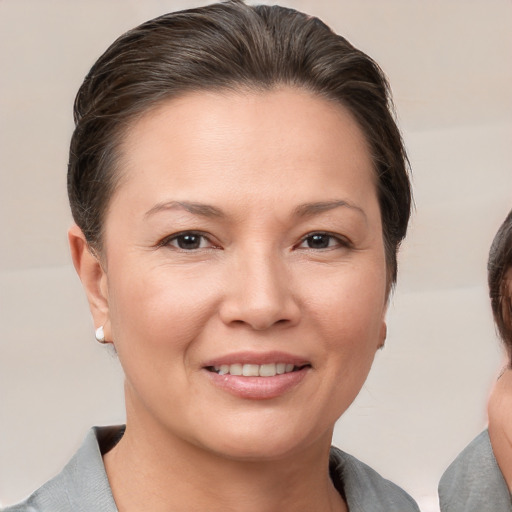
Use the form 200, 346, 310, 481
219, 249, 301, 331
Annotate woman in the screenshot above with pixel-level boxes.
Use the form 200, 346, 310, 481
439, 209, 512, 511
3, 1, 418, 511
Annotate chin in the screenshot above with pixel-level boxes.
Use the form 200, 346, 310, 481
193, 419, 331, 462
210, 438, 307, 462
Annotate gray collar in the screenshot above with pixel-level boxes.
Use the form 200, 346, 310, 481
330, 446, 420, 512
8, 426, 419, 512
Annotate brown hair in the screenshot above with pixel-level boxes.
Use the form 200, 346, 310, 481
68, 0, 412, 285
488, 209, 512, 362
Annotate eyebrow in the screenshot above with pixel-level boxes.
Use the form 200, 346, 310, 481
144, 199, 366, 221
144, 201, 225, 219
294, 200, 367, 220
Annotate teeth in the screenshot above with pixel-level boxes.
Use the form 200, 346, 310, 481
212, 362, 303, 376
218, 365, 230, 375
242, 364, 260, 376
229, 363, 243, 376
259, 363, 277, 377
276, 363, 286, 374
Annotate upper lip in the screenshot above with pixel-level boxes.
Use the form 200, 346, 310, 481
202, 351, 311, 368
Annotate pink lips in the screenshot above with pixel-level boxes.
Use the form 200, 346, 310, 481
202, 351, 311, 400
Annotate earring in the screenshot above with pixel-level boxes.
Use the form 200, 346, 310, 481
95, 325, 106, 344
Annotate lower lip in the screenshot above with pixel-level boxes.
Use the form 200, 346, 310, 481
204, 368, 309, 400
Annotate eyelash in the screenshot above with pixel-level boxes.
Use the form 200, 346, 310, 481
296, 232, 351, 250
159, 230, 351, 252
159, 231, 218, 251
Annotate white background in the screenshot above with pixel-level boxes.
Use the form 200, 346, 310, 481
1, 1, 511, 511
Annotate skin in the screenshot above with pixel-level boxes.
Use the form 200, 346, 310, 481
488, 270, 512, 492
69, 87, 388, 512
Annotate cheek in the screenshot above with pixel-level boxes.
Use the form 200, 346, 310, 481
307, 265, 386, 336
105, 267, 221, 412
106, 263, 219, 360
304, 262, 387, 386
297, 269, 386, 427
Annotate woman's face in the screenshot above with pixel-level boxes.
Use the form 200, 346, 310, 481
91, 88, 388, 459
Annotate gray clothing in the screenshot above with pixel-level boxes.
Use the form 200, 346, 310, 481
439, 429, 512, 512
3, 425, 419, 512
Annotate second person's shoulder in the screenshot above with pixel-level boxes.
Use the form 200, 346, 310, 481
439, 430, 511, 512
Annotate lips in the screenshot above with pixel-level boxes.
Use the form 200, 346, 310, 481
202, 352, 311, 399
203, 351, 311, 374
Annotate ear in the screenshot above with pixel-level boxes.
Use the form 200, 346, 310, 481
377, 297, 389, 350
378, 321, 387, 350
68, 224, 112, 343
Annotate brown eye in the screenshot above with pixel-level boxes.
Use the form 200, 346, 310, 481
305, 234, 331, 249
166, 232, 211, 250
298, 232, 349, 250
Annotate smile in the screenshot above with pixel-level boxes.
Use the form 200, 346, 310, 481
202, 352, 312, 399
207, 363, 309, 377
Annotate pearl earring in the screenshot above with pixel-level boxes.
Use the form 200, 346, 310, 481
95, 326, 106, 344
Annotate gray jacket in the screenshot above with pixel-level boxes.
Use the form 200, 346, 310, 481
439, 430, 512, 512
3, 426, 419, 512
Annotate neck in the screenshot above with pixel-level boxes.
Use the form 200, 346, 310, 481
104, 396, 346, 512
488, 367, 512, 492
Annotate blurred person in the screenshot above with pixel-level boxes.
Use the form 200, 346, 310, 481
439, 209, 512, 512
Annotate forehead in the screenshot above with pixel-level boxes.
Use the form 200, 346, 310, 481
112, 87, 377, 213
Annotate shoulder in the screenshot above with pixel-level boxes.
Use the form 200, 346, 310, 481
1, 500, 44, 512
438, 430, 511, 512
0, 458, 76, 512
329, 446, 420, 512
1, 504, 37, 512
0, 427, 121, 512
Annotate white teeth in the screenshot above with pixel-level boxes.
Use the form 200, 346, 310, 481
219, 364, 230, 375
259, 363, 277, 377
212, 362, 303, 376
229, 363, 243, 376
242, 364, 260, 376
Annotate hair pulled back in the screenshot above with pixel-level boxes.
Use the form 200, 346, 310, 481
68, 0, 411, 284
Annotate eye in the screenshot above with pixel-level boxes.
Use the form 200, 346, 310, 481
163, 231, 216, 251
297, 232, 349, 250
